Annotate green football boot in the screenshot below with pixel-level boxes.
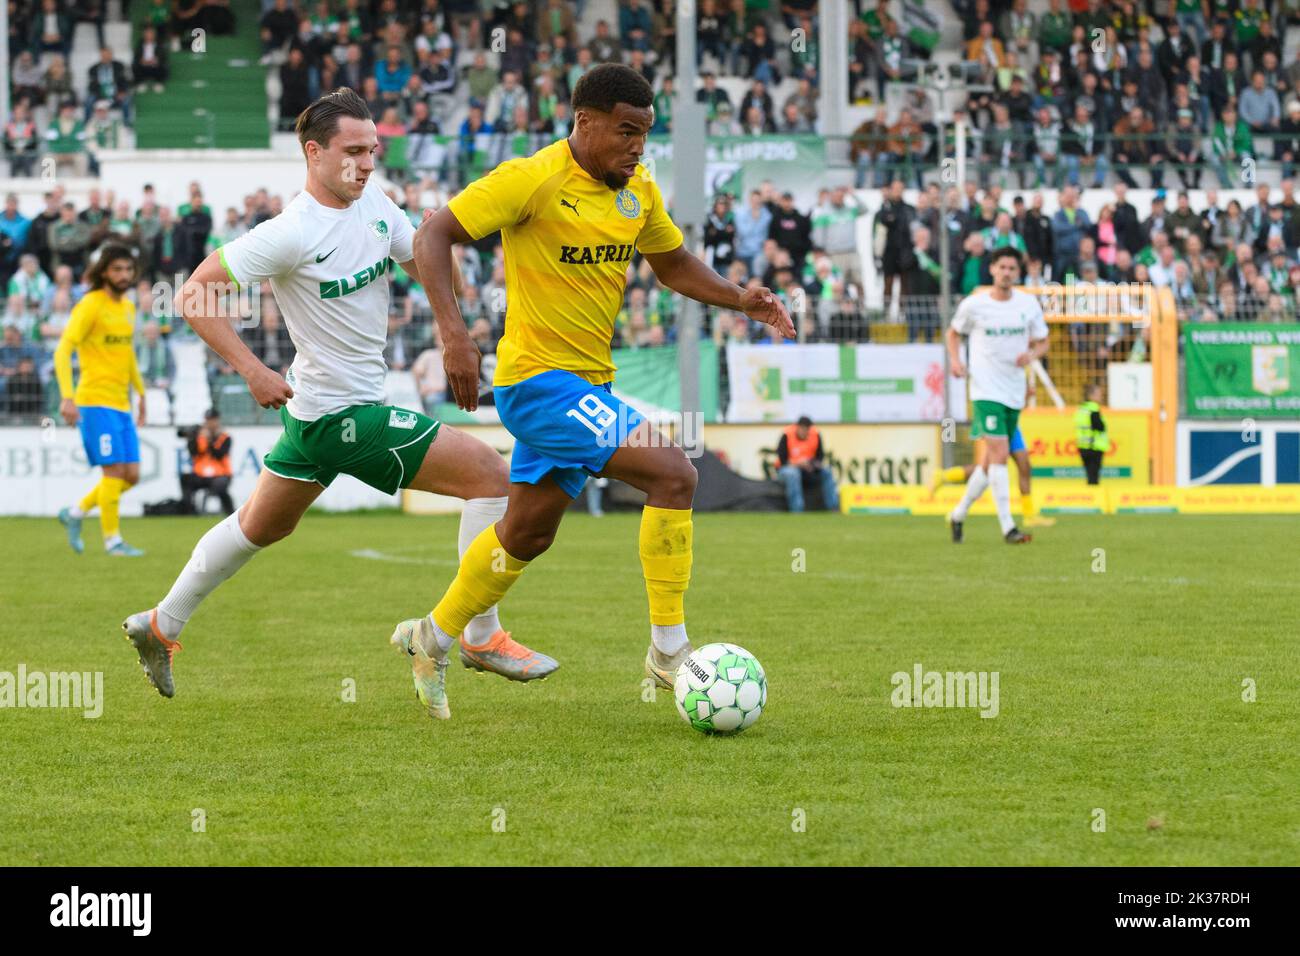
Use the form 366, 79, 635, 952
390, 617, 450, 720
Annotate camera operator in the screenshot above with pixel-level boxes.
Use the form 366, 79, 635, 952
180, 409, 234, 515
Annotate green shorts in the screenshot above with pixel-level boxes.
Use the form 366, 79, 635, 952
263, 404, 441, 494
971, 400, 1020, 441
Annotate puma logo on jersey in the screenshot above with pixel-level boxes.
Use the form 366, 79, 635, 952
319, 256, 391, 298
315, 247, 337, 263
558, 243, 636, 265
559, 197, 581, 216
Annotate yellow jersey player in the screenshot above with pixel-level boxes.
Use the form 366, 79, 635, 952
54, 245, 149, 557
401, 64, 794, 715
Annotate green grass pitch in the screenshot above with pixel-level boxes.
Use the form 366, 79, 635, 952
1, 511, 1296, 866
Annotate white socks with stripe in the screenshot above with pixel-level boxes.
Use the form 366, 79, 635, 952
156, 510, 263, 639
951, 465, 987, 522
457, 496, 507, 647
988, 463, 1016, 534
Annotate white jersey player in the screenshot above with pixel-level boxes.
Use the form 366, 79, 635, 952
122, 89, 557, 714
944, 246, 1049, 544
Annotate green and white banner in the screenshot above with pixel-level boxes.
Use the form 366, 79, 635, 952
611, 340, 720, 421
641, 135, 827, 199
726, 344, 964, 423
1184, 324, 1300, 418
434, 342, 720, 424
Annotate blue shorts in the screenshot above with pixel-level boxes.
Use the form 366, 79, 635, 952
494, 369, 645, 498
1010, 427, 1026, 454
78, 405, 140, 466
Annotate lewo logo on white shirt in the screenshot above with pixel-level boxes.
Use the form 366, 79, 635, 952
218, 182, 415, 422
319, 256, 391, 299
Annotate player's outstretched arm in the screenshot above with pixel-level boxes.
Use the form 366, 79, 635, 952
642, 245, 795, 338
177, 252, 293, 409
413, 207, 482, 411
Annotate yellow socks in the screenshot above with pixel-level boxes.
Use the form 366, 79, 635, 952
78, 484, 100, 514
98, 477, 128, 541
639, 505, 693, 626
1021, 491, 1035, 519
940, 466, 967, 484
432, 524, 529, 637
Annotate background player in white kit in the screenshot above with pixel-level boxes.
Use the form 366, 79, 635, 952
121, 89, 557, 711
945, 247, 1049, 544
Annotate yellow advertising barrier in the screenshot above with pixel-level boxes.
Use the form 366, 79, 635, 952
842, 484, 1300, 515
841, 484, 1104, 515
1109, 487, 1182, 513
1018, 408, 1151, 484
1176, 486, 1300, 514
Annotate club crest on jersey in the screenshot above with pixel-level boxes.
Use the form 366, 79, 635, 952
367, 217, 389, 241
615, 189, 641, 219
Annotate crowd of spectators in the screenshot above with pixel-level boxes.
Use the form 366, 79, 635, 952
0, 171, 858, 420
873, 175, 1300, 345
0, 180, 229, 417
3, 0, 225, 176
258, 0, 825, 186
16, 167, 1300, 422
850, 0, 1300, 190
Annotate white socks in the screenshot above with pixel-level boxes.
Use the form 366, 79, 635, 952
156, 510, 263, 639
988, 463, 1016, 534
458, 496, 507, 647
652, 623, 689, 655
421, 614, 457, 658
951, 465, 988, 522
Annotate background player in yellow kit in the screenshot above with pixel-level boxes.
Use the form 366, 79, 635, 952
398, 64, 794, 715
54, 245, 149, 557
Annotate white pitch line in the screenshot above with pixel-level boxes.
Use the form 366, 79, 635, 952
348, 548, 458, 567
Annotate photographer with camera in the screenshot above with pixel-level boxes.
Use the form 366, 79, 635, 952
180, 409, 234, 515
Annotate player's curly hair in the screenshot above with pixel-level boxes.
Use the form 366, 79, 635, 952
84, 243, 137, 291
296, 87, 371, 154
571, 63, 653, 113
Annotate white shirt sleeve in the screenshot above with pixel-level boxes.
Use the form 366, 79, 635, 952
386, 194, 416, 263
220, 212, 303, 287
950, 295, 975, 335
1026, 295, 1048, 339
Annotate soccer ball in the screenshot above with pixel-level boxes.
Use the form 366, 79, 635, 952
674, 643, 766, 735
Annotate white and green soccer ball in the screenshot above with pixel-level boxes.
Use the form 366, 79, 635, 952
674, 643, 766, 735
